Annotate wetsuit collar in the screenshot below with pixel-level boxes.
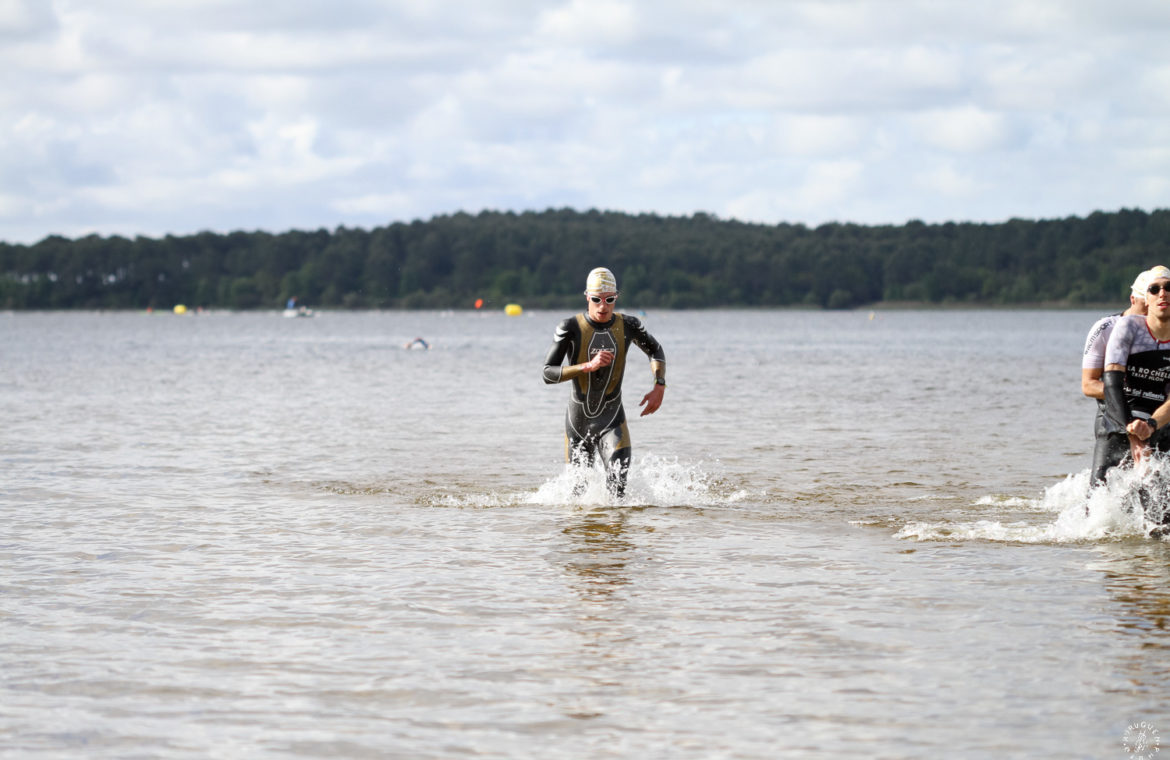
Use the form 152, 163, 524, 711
585, 313, 617, 329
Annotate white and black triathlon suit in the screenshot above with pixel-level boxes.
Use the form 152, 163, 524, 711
1083, 312, 1126, 483
1103, 315, 1170, 453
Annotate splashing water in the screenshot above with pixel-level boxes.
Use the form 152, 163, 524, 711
431, 454, 753, 509
896, 456, 1170, 543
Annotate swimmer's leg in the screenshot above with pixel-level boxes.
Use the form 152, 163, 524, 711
1089, 431, 1133, 516
566, 434, 597, 496
1142, 437, 1170, 535
1139, 480, 1170, 535
600, 421, 631, 498
606, 448, 631, 498
1091, 432, 1130, 488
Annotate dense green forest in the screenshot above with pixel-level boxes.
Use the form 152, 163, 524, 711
2, 207, 1168, 310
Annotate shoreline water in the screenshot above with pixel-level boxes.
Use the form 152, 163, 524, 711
3, 308, 1167, 759
0, 300, 1126, 314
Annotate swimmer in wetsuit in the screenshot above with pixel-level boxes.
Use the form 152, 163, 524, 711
542, 267, 666, 497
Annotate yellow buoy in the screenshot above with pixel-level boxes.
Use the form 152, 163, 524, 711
504, 303, 523, 316
173, 304, 188, 315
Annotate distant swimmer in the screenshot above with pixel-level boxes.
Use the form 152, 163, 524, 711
405, 337, 430, 350
1081, 268, 1152, 486
1103, 265, 1170, 533
542, 267, 666, 497
283, 296, 313, 317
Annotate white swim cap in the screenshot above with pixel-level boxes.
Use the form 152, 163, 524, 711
1140, 266, 1170, 294
1133, 269, 1154, 297
585, 267, 618, 294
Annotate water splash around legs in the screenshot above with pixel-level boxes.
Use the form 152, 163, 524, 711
896, 456, 1170, 543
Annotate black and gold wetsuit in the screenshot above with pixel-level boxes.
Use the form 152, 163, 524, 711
542, 313, 665, 496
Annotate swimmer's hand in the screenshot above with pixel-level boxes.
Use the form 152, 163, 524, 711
1130, 433, 1150, 464
581, 350, 614, 373
639, 384, 664, 416
1128, 419, 1156, 463
1128, 418, 1155, 441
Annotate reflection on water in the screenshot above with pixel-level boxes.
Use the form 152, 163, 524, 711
560, 507, 640, 603
1095, 542, 1170, 636
1089, 542, 1170, 709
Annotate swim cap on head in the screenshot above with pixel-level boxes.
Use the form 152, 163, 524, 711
1144, 266, 1170, 289
585, 267, 618, 294
1133, 269, 1155, 297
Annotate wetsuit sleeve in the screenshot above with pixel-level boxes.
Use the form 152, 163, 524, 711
1102, 317, 1137, 428
623, 315, 665, 364
542, 318, 576, 384
1103, 370, 1132, 428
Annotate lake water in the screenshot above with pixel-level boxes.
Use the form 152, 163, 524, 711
2, 308, 1169, 759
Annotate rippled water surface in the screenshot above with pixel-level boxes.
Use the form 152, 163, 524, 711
4, 308, 1170, 759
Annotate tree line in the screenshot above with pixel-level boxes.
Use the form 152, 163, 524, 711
1, 207, 1168, 310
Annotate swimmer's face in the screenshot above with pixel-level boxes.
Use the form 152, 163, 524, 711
587, 291, 617, 321
1148, 279, 1170, 316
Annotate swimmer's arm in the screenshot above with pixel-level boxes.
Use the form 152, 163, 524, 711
625, 315, 666, 365
542, 321, 573, 384
639, 331, 665, 387
1101, 362, 1162, 445
1135, 398, 1170, 440
551, 353, 614, 383
542, 349, 574, 384
626, 317, 666, 407
542, 325, 613, 383
639, 360, 666, 416
1103, 366, 1130, 429
1081, 367, 1104, 399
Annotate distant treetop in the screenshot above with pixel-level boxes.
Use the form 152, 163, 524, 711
1, 207, 1166, 309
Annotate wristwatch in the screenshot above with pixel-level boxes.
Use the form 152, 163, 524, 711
1147, 417, 1159, 431
654, 377, 666, 387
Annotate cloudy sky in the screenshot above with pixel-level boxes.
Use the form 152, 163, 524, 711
2, 0, 1168, 244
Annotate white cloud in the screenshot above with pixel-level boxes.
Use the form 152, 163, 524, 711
718, 44, 965, 113
776, 115, 863, 156
913, 162, 982, 199
1134, 64, 1170, 116
536, 0, 638, 46
330, 192, 413, 216
0, 192, 29, 216
798, 160, 865, 207
911, 106, 1014, 153
0, 0, 56, 37
1, 0, 1169, 242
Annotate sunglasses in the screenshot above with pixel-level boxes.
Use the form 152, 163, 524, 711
588, 295, 618, 304
1149, 283, 1170, 295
